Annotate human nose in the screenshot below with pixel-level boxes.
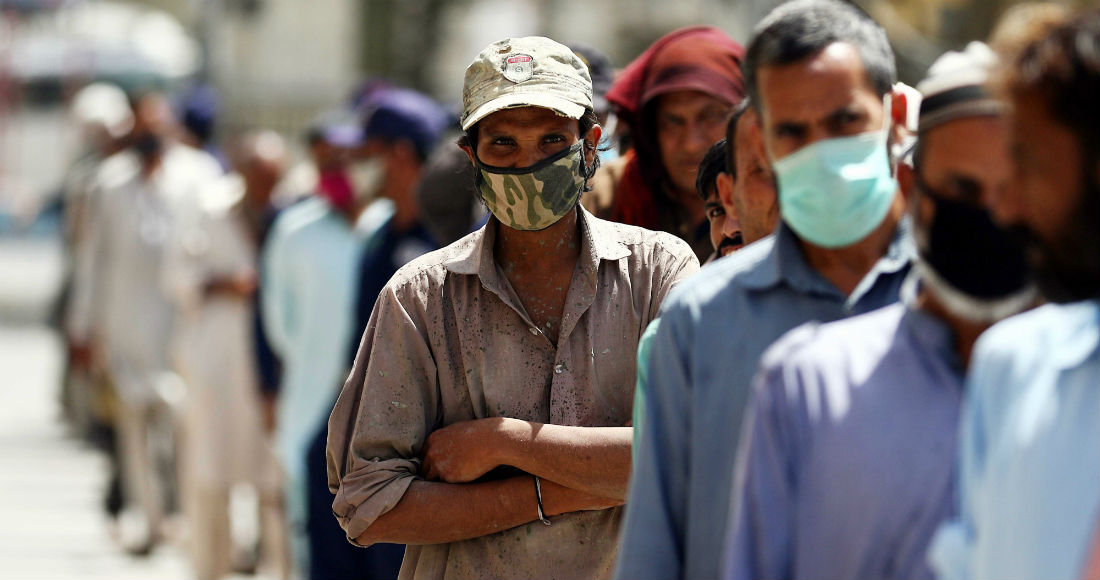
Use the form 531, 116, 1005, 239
722, 212, 741, 238
684, 122, 711, 155
515, 144, 549, 168
987, 180, 1025, 229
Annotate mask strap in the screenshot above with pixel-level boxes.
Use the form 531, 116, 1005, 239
474, 142, 583, 175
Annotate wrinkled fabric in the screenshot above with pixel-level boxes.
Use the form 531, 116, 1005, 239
929, 300, 1100, 580
617, 220, 914, 580
166, 174, 279, 489
327, 207, 698, 579
724, 300, 963, 580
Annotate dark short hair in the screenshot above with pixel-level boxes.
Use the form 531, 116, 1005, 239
696, 139, 728, 201
723, 98, 752, 178
743, 0, 896, 109
1002, 9, 1100, 180
456, 107, 602, 189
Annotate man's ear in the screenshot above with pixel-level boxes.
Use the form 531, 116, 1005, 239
896, 158, 915, 204
890, 83, 919, 145
583, 124, 602, 165
716, 172, 737, 220
458, 142, 476, 166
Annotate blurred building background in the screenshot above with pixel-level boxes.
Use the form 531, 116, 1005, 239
0, 0, 1092, 227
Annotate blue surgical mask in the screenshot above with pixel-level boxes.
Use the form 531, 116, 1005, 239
772, 97, 897, 248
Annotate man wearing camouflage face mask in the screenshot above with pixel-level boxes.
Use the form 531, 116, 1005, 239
326, 36, 699, 579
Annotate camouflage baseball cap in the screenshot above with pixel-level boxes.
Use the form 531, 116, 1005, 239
461, 36, 593, 130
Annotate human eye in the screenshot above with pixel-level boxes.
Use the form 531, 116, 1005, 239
774, 123, 804, 140
541, 133, 567, 145
706, 205, 726, 220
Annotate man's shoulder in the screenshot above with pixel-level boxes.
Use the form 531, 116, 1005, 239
661, 235, 777, 314
382, 230, 481, 295
972, 301, 1100, 389
760, 303, 906, 375
269, 198, 331, 238
588, 212, 695, 262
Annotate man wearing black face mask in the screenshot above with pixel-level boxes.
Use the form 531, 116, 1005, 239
721, 42, 1036, 580
930, 12, 1100, 580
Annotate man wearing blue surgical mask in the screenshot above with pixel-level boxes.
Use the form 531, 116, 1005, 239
617, 2, 917, 578
721, 41, 1036, 580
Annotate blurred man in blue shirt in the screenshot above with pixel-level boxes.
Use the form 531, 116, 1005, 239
929, 11, 1100, 580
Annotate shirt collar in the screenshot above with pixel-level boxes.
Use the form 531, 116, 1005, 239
900, 271, 963, 372
443, 205, 630, 281
738, 216, 916, 297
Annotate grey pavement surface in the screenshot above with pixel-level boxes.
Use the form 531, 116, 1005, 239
0, 236, 193, 579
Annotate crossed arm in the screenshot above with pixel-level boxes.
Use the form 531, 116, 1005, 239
354, 420, 632, 547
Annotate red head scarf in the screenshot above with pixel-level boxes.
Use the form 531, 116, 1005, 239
606, 26, 745, 229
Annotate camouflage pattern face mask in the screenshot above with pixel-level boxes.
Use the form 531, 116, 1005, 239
475, 142, 586, 231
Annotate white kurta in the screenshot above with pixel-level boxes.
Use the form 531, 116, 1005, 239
166, 175, 280, 490
68, 145, 223, 406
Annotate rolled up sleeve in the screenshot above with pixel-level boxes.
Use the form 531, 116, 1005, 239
327, 277, 440, 545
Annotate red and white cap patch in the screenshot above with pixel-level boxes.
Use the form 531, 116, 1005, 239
502, 54, 534, 83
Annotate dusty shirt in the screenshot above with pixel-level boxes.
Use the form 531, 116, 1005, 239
327, 207, 699, 579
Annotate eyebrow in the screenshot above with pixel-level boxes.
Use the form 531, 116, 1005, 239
773, 104, 867, 132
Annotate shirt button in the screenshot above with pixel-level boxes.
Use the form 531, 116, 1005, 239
554, 363, 564, 374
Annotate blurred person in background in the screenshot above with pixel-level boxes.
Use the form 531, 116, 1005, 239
723, 42, 1035, 580
414, 142, 486, 247
930, 10, 1100, 580
721, 99, 779, 247
584, 26, 745, 262
568, 43, 620, 162
67, 90, 223, 555
260, 99, 386, 577
59, 82, 135, 529
272, 110, 366, 208
305, 87, 448, 580
618, 2, 914, 577
60, 82, 133, 437
327, 36, 698, 579
166, 129, 292, 579
176, 83, 229, 172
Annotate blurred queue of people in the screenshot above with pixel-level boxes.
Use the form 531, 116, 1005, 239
53, 1, 1098, 579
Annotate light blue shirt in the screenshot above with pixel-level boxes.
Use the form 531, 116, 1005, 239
617, 220, 914, 580
261, 197, 379, 484
929, 300, 1100, 580
724, 298, 962, 580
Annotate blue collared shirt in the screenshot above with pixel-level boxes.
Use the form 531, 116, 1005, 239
929, 300, 1100, 580
723, 295, 963, 580
617, 220, 914, 580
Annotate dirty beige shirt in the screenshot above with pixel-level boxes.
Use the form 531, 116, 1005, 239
327, 207, 698, 579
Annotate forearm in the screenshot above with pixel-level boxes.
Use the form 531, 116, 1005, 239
497, 420, 633, 500
356, 475, 614, 546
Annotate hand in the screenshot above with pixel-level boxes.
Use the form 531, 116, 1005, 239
69, 340, 93, 370
421, 418, 509, 483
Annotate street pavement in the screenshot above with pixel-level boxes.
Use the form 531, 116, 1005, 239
0, 237, 192, 579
